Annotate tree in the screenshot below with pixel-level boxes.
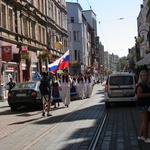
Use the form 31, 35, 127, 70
119, 56, 128, 71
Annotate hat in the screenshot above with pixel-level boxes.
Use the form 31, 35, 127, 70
63, 68, 68, 72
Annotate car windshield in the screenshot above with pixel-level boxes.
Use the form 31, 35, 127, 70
110, 76, 133, 85
14, 82, 37, 89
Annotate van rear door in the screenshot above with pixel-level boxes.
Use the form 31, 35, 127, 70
108, 75, 135, 98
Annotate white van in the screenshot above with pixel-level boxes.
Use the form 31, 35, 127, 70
104, 72, 138, 108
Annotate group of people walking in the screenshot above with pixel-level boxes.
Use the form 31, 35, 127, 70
39, 69, 95, 117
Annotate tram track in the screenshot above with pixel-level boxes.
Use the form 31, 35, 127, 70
88, 108, 109, 150
90, 104, 143, 150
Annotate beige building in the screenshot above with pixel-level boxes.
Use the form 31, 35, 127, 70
0, 0, 67, 100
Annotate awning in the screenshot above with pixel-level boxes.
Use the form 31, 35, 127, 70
136, 53, 150, 66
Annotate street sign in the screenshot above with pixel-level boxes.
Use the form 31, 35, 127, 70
32, 71, 41, 81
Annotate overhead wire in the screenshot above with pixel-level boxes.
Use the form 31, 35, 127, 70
98, 22, 111, 54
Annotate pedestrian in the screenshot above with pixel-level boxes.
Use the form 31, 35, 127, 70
136, 70, 150, 143
60, 68, 71, 107
39, 72, 52, 117
84, 72, 93, 98
70, 74, 78, 100
6, 78, 16, 92
76, 73, 85, 99
52, 75, 62, 108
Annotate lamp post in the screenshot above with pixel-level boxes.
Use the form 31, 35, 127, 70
135, 28, 150, 61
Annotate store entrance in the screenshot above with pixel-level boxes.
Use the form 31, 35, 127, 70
3, 71, 17, 99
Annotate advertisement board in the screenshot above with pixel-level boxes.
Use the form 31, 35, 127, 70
2, 46, 12, 62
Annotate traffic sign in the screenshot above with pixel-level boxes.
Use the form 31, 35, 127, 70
32, 71, 41, 81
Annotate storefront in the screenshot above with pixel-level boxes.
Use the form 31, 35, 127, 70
2, 62, 18, 99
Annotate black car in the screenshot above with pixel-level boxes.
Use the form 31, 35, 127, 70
8, 81, 42, 111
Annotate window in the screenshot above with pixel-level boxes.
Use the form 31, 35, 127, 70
74, 31, 76, 41
31, 21, 35, 39
42, 27, 45, 43
75, 50, 77, 60
71, 17, 74, 23
42, 60, 46, 72
110, 76, 133, 85
74, 50, 80, 60
58, 10, 61, 26
55, 7, 57, 23
23, 17, 28, 36
8, 9, 13, 31
38, 0, 40, 11
31, 62, 37, 76
41, 0, 44, 13
51, 4, 54, 19
77, 31, 80, 41
2, 5, 6, 28
38, 25, 41, 42
74, 31, 80, 41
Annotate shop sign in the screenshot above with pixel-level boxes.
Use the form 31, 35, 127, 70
22, 46, 28, 53
7, 66, 14, 70
2, 46, 12, 62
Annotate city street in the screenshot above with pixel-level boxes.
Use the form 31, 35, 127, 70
0, 83, 150, 150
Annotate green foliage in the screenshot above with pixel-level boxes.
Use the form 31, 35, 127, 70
119, 56, 128, 71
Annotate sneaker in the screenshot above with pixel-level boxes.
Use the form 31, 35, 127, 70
145, 138, 150, 143
42, 112, 45, 117
47, 113, 52, 116
138, 136, 145, 141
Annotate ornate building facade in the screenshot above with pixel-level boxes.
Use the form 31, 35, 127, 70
0, 0, 67, 99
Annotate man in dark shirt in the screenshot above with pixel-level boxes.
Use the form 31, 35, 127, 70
6, 78, 16, 91
39, 72, 52, 117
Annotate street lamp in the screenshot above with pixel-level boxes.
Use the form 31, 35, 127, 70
135, 28, 150, 61
135, 28, 150, 44
47, 33, 63, 51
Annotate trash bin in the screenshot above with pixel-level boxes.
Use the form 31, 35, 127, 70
0, 84, 4, 101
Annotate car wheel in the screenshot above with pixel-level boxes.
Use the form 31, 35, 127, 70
10, 106, 17, 111
105, 102, 110, 108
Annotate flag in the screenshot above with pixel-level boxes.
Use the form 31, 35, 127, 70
48, 50, 69, 73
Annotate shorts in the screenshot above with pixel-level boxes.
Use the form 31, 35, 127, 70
42, 95, 52, 104
138, 105, 149, 112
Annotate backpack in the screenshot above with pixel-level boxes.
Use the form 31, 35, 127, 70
39, 78, 50, 95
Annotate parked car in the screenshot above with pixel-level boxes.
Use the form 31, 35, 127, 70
8, 81, 42, 111
104, 72, 138, 108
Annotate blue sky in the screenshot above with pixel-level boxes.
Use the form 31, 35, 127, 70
66, 0, 143, 57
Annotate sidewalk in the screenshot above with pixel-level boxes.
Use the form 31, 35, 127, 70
0, 84, 105, 150
0, 100, 8, 108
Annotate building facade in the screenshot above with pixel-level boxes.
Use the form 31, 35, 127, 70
66, 2, 101, 75
0, 0, 67, 100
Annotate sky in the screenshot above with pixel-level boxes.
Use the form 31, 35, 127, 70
66, 0, 143, 57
